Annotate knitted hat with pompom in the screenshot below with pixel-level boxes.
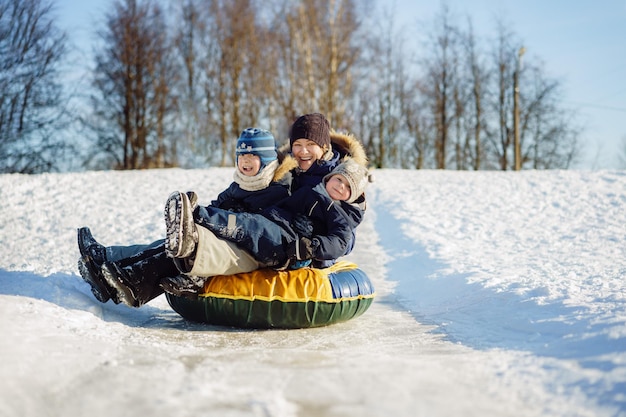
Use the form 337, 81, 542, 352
236, 128, 277, 168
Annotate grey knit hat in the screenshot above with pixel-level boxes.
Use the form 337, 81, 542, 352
324, 158, 369, 203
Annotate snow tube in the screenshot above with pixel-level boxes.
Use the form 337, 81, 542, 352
165, 261, 375, 329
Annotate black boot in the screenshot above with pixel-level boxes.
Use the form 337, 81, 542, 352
101, 243, 179, 307
77, 227, 119, 303
160, 274, 206, 300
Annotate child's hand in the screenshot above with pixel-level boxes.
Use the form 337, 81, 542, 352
288, 237, 318, 260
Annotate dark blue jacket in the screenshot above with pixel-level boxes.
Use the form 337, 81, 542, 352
266, 181, 363, 262
211, 180, 289, 213
194, 181, 364, 268
287, 149, 358, 261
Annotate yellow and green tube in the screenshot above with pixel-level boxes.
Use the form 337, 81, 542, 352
166, 261, 375, 329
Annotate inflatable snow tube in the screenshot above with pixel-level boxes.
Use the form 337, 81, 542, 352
166, 261, 375, 329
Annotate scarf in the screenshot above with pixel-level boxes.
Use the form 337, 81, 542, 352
233, 159, 279, 191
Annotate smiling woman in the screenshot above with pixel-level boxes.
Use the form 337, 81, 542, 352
287, 113, 333, 175
291, 139, 327, 171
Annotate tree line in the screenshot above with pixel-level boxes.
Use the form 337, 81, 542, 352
0, 0, 581, 173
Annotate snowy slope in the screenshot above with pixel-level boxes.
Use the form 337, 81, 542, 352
0, 168, 624, 417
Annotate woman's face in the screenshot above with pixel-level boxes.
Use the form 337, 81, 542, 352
237, 154, 262, 176
291, 139, 325, 171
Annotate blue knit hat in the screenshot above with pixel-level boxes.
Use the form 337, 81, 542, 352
236, 128, 278, 168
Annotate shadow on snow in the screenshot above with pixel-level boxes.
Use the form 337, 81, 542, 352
0, 269, 239, 333
374, 199, 625, 410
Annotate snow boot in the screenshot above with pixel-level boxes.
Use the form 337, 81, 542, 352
164, 191, 199, 258
77, 227, 119, 303
160, 274, 207, 300
101, 243, 179, 307
186, 191, 199, 211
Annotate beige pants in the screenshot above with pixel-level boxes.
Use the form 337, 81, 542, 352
188, 224, 261, 277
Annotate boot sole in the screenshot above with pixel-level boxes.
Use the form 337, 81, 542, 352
165, 192, 196, 258
77, 227, 96, 258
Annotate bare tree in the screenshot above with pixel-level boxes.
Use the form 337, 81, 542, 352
463, 18, 488, 170
274, 0, 362, 129
402, 86, 432, 170
172, 0, 206, 166
485, 18, 579, 170
189, 0, 273, 167
421, 4, 461, 169
0, 0, 70, 173
88, 0, 178, 170
489, 20, 517, 170
519, 62, 580, 169
355, 5, 403, 168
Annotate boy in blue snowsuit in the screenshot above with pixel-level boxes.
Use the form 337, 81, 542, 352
208, 128, 290, 213
77, 128, 288, 307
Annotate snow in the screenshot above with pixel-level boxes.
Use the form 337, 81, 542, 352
1, 168, 625, 417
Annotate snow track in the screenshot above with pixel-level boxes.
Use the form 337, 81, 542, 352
1, 168, 624, 416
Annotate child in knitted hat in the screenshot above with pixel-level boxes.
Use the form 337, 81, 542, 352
166, 127, 289, 259
228, 128, 283, 198
236, 127, 277, 173
323, 158, 369, 204
278, 158, 369, 265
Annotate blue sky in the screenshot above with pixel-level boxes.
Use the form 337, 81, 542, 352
56, 0, 626, 169
394, 0, 626, 169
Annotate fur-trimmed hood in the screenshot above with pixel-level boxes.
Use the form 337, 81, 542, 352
273, 130, 368, 182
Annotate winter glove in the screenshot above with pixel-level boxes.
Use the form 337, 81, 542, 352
291, 213, 314, 238
218, 198, 246, 213
288, 237, 319, 261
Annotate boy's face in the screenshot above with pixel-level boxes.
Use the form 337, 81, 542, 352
237, 154, 261, 176
325, 174, 351, 201
291, 139, 325, 171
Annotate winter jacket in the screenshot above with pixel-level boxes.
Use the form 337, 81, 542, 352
211, 179, 290, 213
194, 180, 365, 268
266, 181, 365, 265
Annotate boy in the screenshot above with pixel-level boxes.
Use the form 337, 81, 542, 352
78, 128, 288, 307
